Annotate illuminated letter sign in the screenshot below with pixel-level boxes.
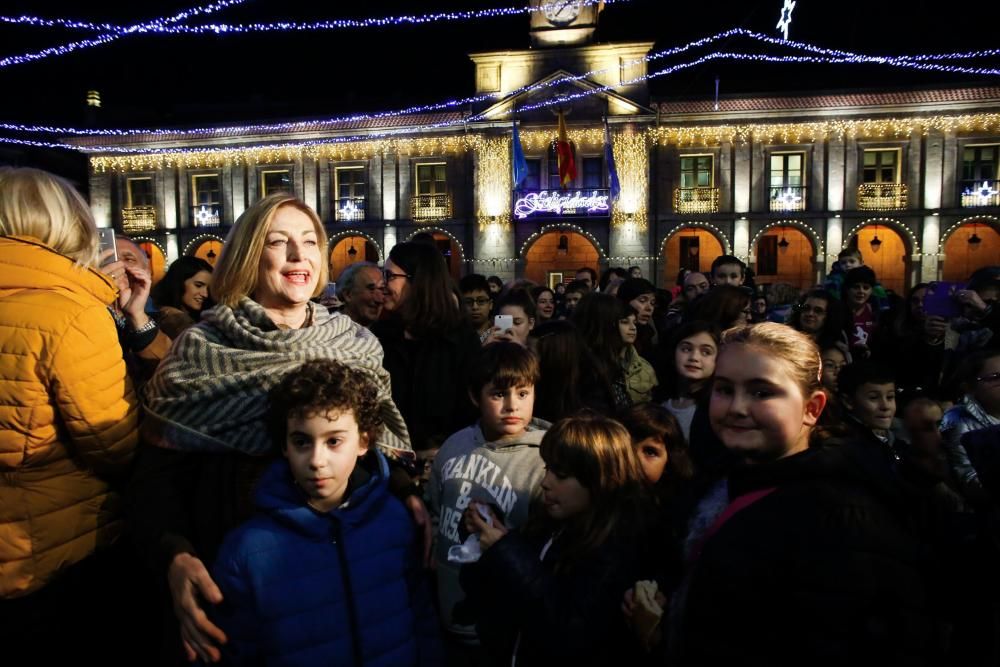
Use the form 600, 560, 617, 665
513, 189, 610, 219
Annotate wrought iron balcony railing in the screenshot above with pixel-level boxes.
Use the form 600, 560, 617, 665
335, 197, 367, 222
674, 187, 720, 214
961, 180, 1000, 207
769, 186, 808, 212
121, 206, 156, 233
411, 193, 452, 221
857, 183, 907, 211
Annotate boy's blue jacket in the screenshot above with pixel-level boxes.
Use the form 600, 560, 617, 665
211, 451, 441, 667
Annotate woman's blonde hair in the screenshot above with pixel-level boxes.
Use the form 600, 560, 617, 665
720, 322, 823, 397
0, 167, 99, 266
536, 413, 649, 570
211, 193, 329, 308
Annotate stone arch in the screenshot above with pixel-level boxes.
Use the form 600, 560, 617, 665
843, 218, 914, 294
184, 234, 226, 267
659, 223, 731, 285
521, 229, 603, 287
843, 218, 919, 254
405, 227, 464, 280
131, 236, 168, 284
328, 229, 383, 263
938, 216, 1000, 282
749, 219, 823, 257
518, 223, 606, 260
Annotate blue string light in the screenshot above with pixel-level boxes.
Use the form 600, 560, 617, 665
0, 1, 618, 35
0, 0, 251, 69
5, 47, 998, 155
4, 27, 999, 139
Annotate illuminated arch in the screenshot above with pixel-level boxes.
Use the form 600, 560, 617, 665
519, 223, 606, 259
749, 219, 823, 256
406, 226, 466, 260
843, 218, 919, 254
183, 234, 226, 256
658, 221, 732, 256
939, 215, 1000, 251
328, 229, 383, 263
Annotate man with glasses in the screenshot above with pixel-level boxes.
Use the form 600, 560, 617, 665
336, 261, 386, 327
459, 274, 494, 344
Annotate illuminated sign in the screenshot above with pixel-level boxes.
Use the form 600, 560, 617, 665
513, 189, 610, 219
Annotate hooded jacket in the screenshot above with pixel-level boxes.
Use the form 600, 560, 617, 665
0, 236, 138, 598
211, 451, 440, 666
426, 419, 549, 639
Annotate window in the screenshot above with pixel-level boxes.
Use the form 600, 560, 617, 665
680, 155, 713, 188
962, 145, 998, 184
335, 167, 366, 221
862, 149, 900, 184
127, 177, 155, 207
191, 173, 221, 226
416, 163, 447, 195
260, 169, 292, 197
770, 153, 803, 189
524, 159, 541, 190
770, 153, 806, 211
582, 157, 603, 189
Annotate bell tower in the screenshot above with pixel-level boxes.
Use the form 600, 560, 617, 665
529, 0, 604, 47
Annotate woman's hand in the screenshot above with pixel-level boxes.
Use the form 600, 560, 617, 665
404, 494, 433, 568
483, 326, 516, 347
955, 289, 988, 314
464, 502, 508, 550
167, 553, 227, 663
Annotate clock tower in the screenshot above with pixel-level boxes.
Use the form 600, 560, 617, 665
529, 0, 604, 47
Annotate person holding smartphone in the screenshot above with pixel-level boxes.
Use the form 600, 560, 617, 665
0, 167, 139, 659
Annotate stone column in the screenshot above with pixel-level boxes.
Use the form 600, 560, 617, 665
230, 165, 245, 222
921, 215, 941, 282
382, 151, 399, 221
825, 216, 843, 273
941, 131, 958, 209
88, 169, 113, 228
301, 157, 317, 214
733, 142, 751, 215
826, 137, 845, 213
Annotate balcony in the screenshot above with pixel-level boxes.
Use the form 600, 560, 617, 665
121, 206, 156, 233
411, 193, 452, 221
857, 183, 907, 211
674, 187, 719, 214
335, 197, 367, 222
961, 180, 1000, 208
769, 186, 807, 212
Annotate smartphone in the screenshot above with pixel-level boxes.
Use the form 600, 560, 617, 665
97, 228, 117, 266
923, 281, 964, 319
494, 314, 513, 330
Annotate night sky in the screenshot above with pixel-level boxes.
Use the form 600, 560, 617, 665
1, 0, 997, 177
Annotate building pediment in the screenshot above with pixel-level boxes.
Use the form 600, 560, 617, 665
474, 69, 653, 123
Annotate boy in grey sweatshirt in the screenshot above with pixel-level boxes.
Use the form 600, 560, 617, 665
426, 342, 549, 647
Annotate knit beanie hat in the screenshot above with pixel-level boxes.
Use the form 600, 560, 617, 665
616, 277, 656, 304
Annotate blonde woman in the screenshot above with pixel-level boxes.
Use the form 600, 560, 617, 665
132, 193, 418, 663
0, 168, 139, 643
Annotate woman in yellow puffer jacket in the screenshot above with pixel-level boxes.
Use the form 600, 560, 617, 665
0, 168, 138, 614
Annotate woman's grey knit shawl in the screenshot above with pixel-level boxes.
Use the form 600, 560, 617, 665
142, 297, 412, 458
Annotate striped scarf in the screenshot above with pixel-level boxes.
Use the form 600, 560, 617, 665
142, 296, 412, 458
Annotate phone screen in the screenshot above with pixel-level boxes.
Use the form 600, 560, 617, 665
922, 281, 964, 319
97, 229, 117, 266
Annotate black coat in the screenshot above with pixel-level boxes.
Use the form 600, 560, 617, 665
460, 528, 647, 667
675, 444, 935, 666
371, 317, 481, 452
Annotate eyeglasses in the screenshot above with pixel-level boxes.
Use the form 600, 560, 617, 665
463, 297, 491, 307
383, 269, 411, 283
800, 306, 827, 315
976, 371, 1000, 385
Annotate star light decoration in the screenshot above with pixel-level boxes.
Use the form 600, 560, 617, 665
194, 205, 219, 226
776, 0, 796, 41
970, 181, 999, 204
776, 188, 802, 209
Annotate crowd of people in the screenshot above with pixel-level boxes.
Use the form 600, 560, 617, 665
1, 166, 999, 666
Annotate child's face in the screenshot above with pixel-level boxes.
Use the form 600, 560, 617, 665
499, 305, 534, 346
477, 381, 535, 441
840, 256, 863, 271
634, 437, 668, 485
564, 290, 583, 311
799, 297, 828, 334
710, 343, 825, 463
618, 314, 638, 345
283, 409, 369, 513
820, 348, 847, 392
540, 466, 591, 521
847, 282, 873, 308
462, 290, 492, 327
712, 263, 744, 287
675, 332, 718, 383
845, 382, 896, 432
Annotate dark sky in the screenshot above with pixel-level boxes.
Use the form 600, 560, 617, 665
1, 0, 997, 133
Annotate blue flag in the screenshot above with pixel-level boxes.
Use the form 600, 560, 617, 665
604, 121, 620, 200
512, 120, 528, 190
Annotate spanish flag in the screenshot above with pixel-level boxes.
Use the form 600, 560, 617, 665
556, 110, 576, 189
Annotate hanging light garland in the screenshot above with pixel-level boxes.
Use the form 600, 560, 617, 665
610, 129, 649, 230
474, 136, 513, 232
